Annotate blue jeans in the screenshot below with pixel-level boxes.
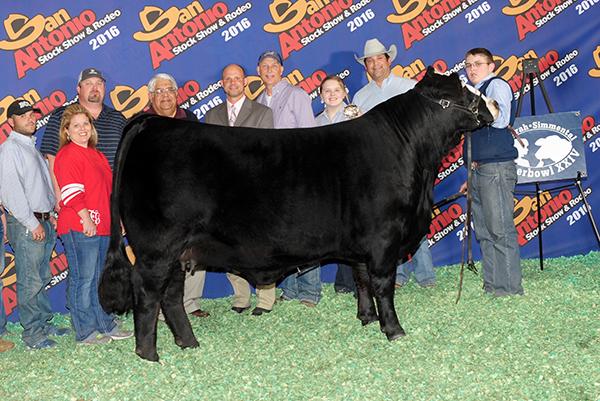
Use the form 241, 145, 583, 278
280, 266, 322, 304
5, 214, 55, 346
396, 237, 436, 286
0, 215, 7, 335
334, 264, 356, 293
471, 161, 523, 296
61, 231, 116, 341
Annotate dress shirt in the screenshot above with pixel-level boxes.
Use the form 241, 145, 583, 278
315, 104, 348, 126
473, 73, 512, 128
0, 131, 55, 231
228, 96, 246, 125
256, 80, 315, 128
353, 74, 417, 112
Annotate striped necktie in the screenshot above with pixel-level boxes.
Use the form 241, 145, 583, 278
229, 106, 237, 126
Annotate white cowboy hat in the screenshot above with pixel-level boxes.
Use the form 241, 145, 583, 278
354, 39, 397, 67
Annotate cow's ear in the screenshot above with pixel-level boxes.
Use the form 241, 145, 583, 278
426, 66, 436, 77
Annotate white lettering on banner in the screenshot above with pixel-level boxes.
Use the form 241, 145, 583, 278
223, 2, 252, 22
222, 17, 251, 42
348, 0, 372, 13
465, 1, 491, 23
46, 270, 68, 289
195, 82, 222, 102
34, 10, 122, 64
89, 26, 120, 51
576, 0, 599, 14
91, 9, 121, 30
522, 187, 592, 241
62, 31, 86, 49
512, 49, 578, 100
346, 9, 375, 33
173, 36, 198, 54
192, 95, 223, 120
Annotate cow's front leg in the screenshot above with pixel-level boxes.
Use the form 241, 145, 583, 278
370, 264, 405, 341
352, 263, 378, 326
131, 267, 161, 362
161, 263, 199, 349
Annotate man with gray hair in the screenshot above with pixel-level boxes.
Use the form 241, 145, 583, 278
145, 73, 197, 121
142, 73, 206, 318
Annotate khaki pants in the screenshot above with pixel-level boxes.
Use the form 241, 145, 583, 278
159, 270, 205, 320
226, 273, 275, 310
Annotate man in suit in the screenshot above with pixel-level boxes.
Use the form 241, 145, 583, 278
205, 64, 275, 316
206, 64, 273, 128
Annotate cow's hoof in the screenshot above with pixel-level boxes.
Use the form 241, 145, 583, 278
175, 336, 199, 349
359, 316, 378, 326
136, 348, 159, 362
386, 330, 406, 341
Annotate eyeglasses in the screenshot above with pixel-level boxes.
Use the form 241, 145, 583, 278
465, 62, 491, 70
152, 87, 177, 95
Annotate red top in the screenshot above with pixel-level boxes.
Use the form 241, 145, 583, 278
54, 142, 113, 235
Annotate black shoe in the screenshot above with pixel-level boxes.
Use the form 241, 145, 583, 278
231, 306, 250, 314
251, 307, 271, 316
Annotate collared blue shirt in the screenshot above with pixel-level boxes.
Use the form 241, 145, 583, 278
315, 104, 348, 126
256, 80, 316, 128
473, 73, 512, 128
353, 74, 417, 112
0, 131, 55, 231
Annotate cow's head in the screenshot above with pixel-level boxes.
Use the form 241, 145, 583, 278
414, 66, 498, 132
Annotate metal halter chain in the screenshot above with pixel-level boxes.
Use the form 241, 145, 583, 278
416, 90, 481, 123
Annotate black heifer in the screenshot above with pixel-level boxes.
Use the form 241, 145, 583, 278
99, 67, 498, 361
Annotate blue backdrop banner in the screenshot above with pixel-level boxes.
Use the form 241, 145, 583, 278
1, 0, 599, 319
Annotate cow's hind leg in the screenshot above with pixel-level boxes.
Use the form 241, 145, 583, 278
161, 262, 199, 350
131, 266, 161, 361
352, 263, 378, 326
369, 258, 406, 341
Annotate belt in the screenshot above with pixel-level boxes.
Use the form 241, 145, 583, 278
33, 212, 52, 221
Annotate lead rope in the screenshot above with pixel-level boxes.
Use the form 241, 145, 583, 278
456, 132, 478, 303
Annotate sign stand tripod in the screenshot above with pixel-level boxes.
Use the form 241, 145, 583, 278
515, 58, 600, 271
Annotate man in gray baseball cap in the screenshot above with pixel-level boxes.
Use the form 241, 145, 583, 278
40, 67, 126, 209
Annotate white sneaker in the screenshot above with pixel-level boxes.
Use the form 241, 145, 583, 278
105, 327, 133, 340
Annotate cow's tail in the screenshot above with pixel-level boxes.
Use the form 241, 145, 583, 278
99, 115, 152, 315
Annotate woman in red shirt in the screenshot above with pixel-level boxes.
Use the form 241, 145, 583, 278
55, 104, 131, 345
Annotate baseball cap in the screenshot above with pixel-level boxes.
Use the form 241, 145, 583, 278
7, 99, 41, 118
257, 50, 283, 66
78, 67, 106, 84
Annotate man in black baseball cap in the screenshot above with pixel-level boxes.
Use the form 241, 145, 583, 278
77, 67, 105, 84
6, 99, 42, 118
0, 96, 71, 349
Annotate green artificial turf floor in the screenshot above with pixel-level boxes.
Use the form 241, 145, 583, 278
1, 253, 599, 401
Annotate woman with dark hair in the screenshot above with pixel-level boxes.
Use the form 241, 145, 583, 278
55, 104, 132, 345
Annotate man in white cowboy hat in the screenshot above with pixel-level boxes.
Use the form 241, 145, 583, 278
353, 38, 416, 113
353, 38, 437, 289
